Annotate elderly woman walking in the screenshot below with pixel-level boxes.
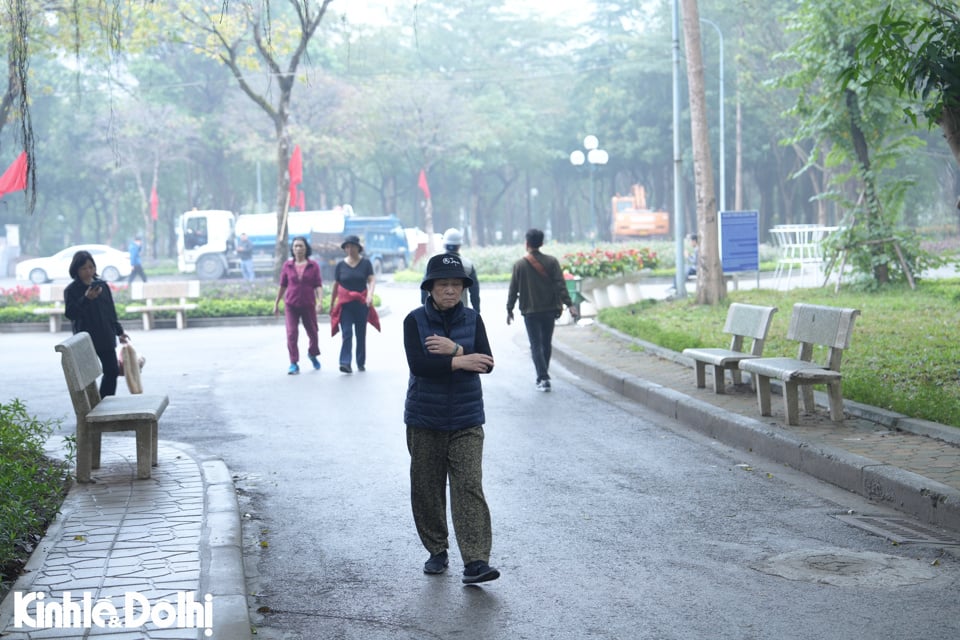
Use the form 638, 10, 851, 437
403, 253, 499, 584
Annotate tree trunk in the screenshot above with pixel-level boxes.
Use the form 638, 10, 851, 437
845, 88, 889, 284
940, 103, 960, 169
681, 0, 725, 305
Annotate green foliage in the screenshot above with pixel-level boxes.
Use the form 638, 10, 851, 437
0, 400, 71, 594
0, 306, 39, 323
852, 2, 960, 129
599, 280, 960, 427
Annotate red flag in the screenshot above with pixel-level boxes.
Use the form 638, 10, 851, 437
150, 186, 159, 220
296, 189, 305, 211
0, 151, 27, 198
417, 169, 431, 200
288, 145, 302, 207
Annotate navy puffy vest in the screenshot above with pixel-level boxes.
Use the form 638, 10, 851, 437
404, 302, 485, 431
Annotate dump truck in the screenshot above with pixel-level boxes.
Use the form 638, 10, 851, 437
177, 207, 409, 281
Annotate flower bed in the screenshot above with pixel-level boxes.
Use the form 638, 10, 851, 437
562, 247, 658, 278
562, 247, 659, 312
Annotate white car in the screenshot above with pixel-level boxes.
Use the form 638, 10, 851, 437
16, 244, 132, 284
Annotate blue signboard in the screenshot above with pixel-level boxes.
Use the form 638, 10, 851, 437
720, 210, 759, 273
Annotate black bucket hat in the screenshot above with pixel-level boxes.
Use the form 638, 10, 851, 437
420, 253, 473, 291
340, 235, 364, 252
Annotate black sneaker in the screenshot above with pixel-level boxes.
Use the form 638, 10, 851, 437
339, 364, 352, 373
423, 551, 448, 575
462, 560, 499, 584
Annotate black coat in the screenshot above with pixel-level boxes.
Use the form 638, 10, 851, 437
64, 279, 125, 353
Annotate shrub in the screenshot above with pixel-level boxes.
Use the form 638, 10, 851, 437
0, 400, 72, 597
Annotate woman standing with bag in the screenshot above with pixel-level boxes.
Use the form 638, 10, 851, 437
274, 236, 324, 375
329, 235, 375, 373
64, 250, 130, 397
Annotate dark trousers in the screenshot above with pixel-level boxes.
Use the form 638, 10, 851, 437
96, 347, 120, 397
128, 264, 147, 284
523, 311, 556, 382
407, 425, 492, 565
338, 301, 367, 368
285, 304, 320, 364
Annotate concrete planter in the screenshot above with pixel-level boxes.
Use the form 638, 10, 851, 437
581, 272, 650, 310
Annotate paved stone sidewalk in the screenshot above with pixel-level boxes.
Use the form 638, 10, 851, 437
551, 321, 960, 533
0, 440, 249, 640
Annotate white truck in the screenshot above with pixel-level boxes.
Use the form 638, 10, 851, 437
176, 208, 410, 280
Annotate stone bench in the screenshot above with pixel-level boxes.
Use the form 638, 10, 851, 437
126, 280, 200, 330
55, 332, 169, 482
32, 283, 69, 333
739, 303, 860, 426
682, 303, 778, 393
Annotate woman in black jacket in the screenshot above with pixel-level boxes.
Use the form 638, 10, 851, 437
403, 253, 499, 584
64, 250, 129, 396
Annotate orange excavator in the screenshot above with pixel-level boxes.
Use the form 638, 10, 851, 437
611, 185, 670, 240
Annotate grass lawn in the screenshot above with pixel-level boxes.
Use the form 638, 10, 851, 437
598, 280, 960, 428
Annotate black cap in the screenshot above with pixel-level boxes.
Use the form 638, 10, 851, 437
340, 235, 364, 252
421, 253, 473, 291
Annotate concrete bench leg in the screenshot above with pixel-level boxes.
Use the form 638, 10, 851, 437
133, 422, 154, 479
141, 313, 152, 331
755, 375, 772, 416
731, 369, 743, 386
90, 431, 103, 470
176, 310, 186, 330
712, 365, 726, 394
694, 361, 707, 389
801, 386, 816, 413
783, 381, 800, 425
151, 421, 159, 466
76, 427, 95, 483
827, 381, 845, 422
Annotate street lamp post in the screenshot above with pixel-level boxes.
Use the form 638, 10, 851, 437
569, 135, 609, 240
700, 17, 725, 212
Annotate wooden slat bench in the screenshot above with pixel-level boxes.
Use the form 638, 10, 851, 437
32, 283, 69, 333
127, 280, 200, 330
682, 303, 778, 393
56, 332, 169, 482
739, 303, 860, 426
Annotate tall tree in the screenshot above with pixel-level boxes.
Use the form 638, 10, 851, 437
779, 0, 926, 285
681, 0, 725, 304
172, 0, 333, 275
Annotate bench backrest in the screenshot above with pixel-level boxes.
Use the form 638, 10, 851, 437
722, 303, 778, 355
55, 332, 104, 418
38, 283, 69, 304
786, 303, 860, 370
130, 280, 200, 301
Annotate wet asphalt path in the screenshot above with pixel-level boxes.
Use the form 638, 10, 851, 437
4, 283, 959, 639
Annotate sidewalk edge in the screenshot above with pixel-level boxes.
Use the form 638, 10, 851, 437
170, 441, 253, 640
553, 336, 960, 532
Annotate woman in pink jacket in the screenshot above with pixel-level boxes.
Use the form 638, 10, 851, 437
273, 236, 324, 374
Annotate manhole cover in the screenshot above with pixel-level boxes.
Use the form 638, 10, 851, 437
754, 549, 940, 587
833, 514, 960, 546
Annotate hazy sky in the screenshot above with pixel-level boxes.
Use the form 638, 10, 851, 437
341, 1, 592, 27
